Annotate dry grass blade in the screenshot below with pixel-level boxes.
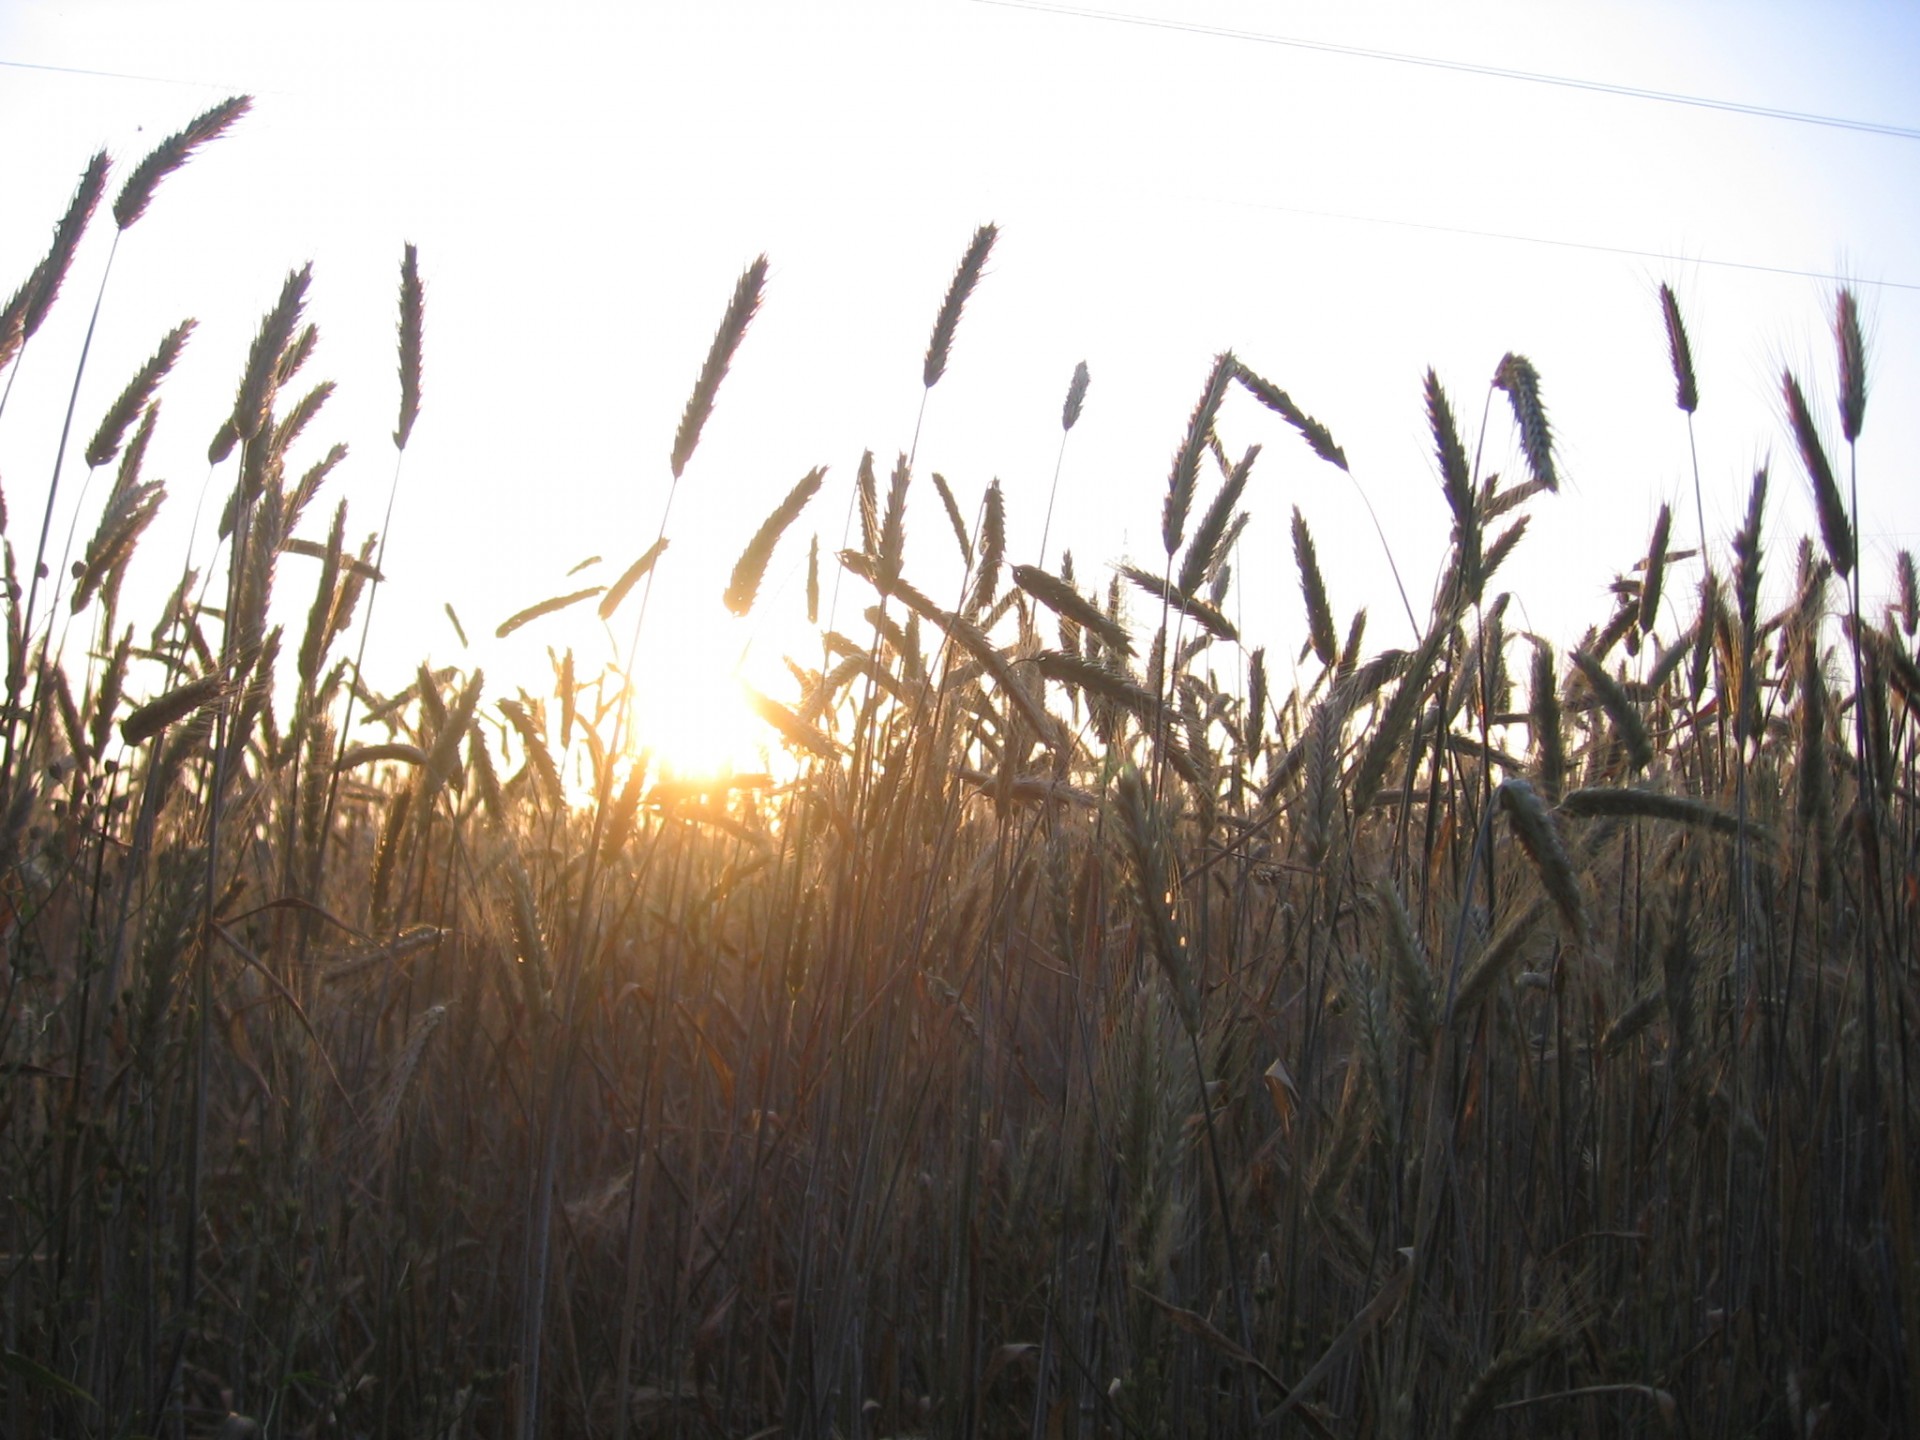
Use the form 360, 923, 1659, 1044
1268, 1251, 1414, 1426
1783, 370, 1852, 577
1062, 359, 1090, 431
85, 320, 195, 468
1013, 564, 1131, 655
923, 222, 997, 388
394, 242, 424, 449
1121, 564, 1237, 642
598, 539, 669, 621
1560, 785, 1766, 840
1162, 351, 1235, 557
1659, 283, 1698, 413
114, 94, 251, 229
806, 533, 819, 624
122, 673, 225, 746
1494, 353, 1557, 492
1835, 287, 1866, 442
496, 586, 604, 639
1497, 777, 1587, 945
1454, 896, 1547, 1017
1115, 765, 1197, 1033
281, 539, 382, 582
334, 742, 426, 773
1232, 361, 1347, 469
1292, 506, 1338, 666
671, 254, 767, 478
724, 466, 824, 616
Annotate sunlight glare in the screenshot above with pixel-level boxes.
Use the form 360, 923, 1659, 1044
626, 631, 778, 790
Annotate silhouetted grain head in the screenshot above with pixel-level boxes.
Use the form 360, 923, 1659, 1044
20, 150, 110, 341
930, 472, 971, 565
597, 538, 669, 622
1835, 287, 1866, 443
230, 263, 312, 443
1898, 550, 1919, 639
84, 319, 195, 469
1162, 351, 1235, 557
1659, 283, 1698, 413
671, 254, 767, 478
1014, 563, 1131, 656
1178, 442, 1256, 598
1232, 362, 1347, 469
1639, 503, 1671, 635
972, 478, 1005, 614
114, 94, 252, 230
1291, 506, 1338, 667
1493, 353, 1556, 492
1062, 359, 1090, 431
1497, 777, 1587, 946
923, 223, 997, 389
394, 242, 424, 450
726, 466, 824, 616
1783, 371, 1851, 577
878, 453, 909, 585
1528, 639, 1566, 803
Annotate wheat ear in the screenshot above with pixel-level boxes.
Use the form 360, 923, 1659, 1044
923, 222, 997, 389
114, 95, 252, 230
671, 255, 767, 478
394, 243, 424, 449
724, 466, 824, 616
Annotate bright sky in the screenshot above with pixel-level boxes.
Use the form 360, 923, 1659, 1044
3, 1, 1916, 777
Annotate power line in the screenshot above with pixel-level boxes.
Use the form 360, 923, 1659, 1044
970, 0, 1920, 142
0, 56, 221, 90
1202, 192, 1920, 293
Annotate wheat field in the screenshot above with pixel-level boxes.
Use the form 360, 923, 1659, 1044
1, 101, 1916, 1440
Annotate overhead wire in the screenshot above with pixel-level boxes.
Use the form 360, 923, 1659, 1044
969, 0, 1920, 142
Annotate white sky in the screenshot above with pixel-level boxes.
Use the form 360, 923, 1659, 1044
3, 1, 1916, 774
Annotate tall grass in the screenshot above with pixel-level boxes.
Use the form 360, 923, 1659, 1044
1, 110, 1916, 1440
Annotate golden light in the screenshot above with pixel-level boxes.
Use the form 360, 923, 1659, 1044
624, 629, 779, 790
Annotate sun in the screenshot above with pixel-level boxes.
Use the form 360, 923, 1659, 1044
625, 629, 779, 788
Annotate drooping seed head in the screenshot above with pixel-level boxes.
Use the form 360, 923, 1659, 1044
1493, 352, 1557, 493
114, 94, 252, 231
